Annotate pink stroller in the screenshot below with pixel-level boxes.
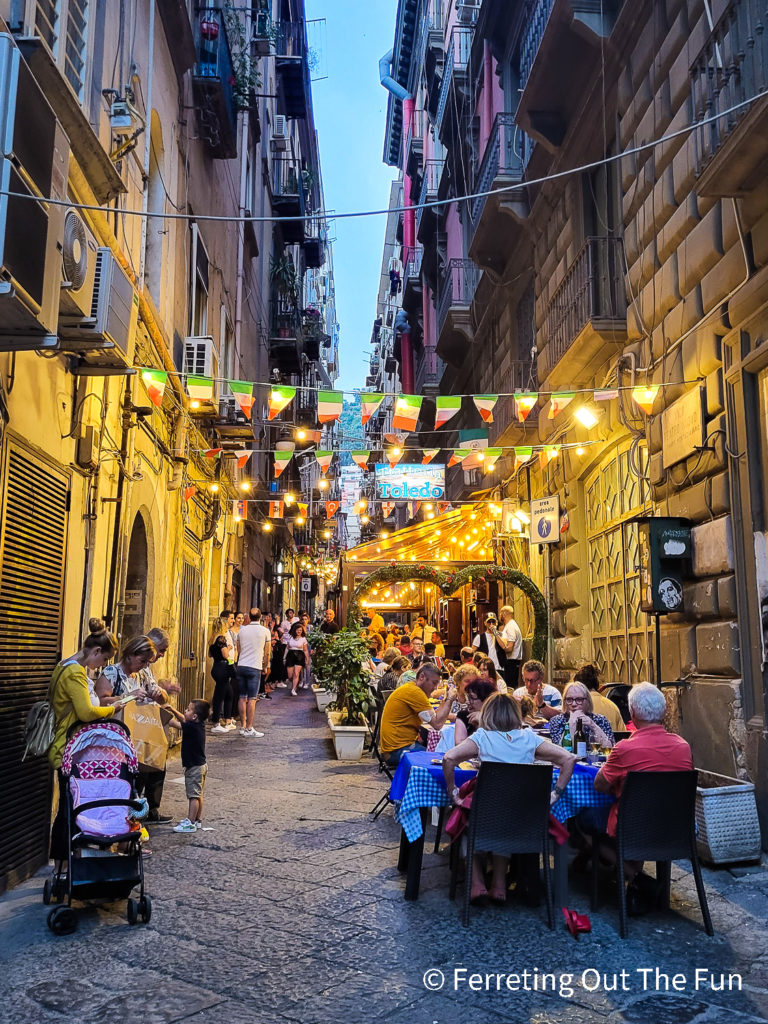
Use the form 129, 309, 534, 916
44, 720, 151, 934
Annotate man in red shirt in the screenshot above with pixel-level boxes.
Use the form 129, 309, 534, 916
590, 682, 693, 836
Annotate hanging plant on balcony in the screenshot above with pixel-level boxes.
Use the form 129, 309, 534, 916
301, 167, 318, 198
224, 2, 263, 108
269, 253, 299, 305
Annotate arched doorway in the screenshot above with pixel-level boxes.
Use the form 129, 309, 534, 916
123, 514, 149, 639
347, 563, 548, 662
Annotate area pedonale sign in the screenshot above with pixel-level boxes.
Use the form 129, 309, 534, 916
374, 463, 445, 500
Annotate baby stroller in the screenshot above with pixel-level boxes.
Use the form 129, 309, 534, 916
44, 720, 151, 935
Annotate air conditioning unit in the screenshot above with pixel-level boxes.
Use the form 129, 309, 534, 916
0, 34, 69, 351
59, 208, 98, 320
184, 335, 219, 402
271, 114, 288, 150
58, 248, 138, 366
457, 1, 480, 25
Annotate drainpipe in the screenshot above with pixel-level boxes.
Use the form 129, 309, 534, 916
234, 6, 251, 374
138, 0, 155, 284
380, 50, 415, 393
482, 42, 493, 149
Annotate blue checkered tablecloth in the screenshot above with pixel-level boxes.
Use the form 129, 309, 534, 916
550, 761, 615, 823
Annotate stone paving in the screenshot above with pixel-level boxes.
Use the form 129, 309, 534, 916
1, 690, 768, 1024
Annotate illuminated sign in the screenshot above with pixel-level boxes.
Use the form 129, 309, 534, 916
374, 463, 446, 500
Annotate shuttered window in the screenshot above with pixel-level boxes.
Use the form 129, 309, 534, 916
0, 444, 69, 892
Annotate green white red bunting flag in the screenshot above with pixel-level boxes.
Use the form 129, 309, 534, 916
360, 393, 385, 425
421, 449, 440, 464
548, 392, 575, 419
632, 385, 660, 415
231, 450, 251, 470
183, 485, 196, 502
273, 450, 292, 478
229, 381, 255, 417
514, 393, 538, 421
594, 388, 619, 402
187, 375, 214, 401
142, 369, 167, 407
437, 502, 451, 514
297, 502, 308, 517
350, 451, 370, 470
315, 451, 333, 474
448, 449, 471, 468
483, 447, 503, 471
473, 395, 498, 423
538, 445, 561, 469
514, 446, 534, 469
392, 394, 422, 432
268, 501, 284, 518
326, 501, 339, 518
435, 396, 461, 428
387, 449, 403, 469
268, 386, 296, 420
317, 390, 343, 423
204, 448, 223, 458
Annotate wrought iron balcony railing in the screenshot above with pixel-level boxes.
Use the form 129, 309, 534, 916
416, 159, 444, 234
519, 0, 555, 90
437, 258, 480, 339
471, 113, 526, 225
435, 26, 473, 131
192, 7, 238, 159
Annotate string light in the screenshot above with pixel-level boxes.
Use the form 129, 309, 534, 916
296, 428, 307, 441
575, 406, 599, 428
262, 522, 272, 532
318, 478, 329, 490
190, 400, 200, 410
239, 481, 251, 492
209, 482, 219, 493
296, 515, 305, 526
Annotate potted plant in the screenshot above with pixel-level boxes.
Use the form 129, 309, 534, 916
310, 628, 374, 760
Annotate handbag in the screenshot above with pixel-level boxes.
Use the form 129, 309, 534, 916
444, 777, 476, 842
23, 673, 57, 760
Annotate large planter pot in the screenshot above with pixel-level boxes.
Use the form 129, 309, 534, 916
326, 710, 368, 761
695, 770, 762, 865
313, 685, 334, 713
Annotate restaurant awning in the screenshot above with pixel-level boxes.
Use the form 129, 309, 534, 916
345, 503, 495, 566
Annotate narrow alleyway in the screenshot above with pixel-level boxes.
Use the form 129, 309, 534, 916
1, 694, 768, 1024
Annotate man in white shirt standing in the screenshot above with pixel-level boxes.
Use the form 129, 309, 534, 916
279, 609, 295, 641
495, 605, 523, 689
472, 613, 506, 674
237, 608, 271, 737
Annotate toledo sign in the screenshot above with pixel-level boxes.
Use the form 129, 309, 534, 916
374, 463, 446, 500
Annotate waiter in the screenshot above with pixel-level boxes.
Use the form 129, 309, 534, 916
494, 605, 523, 689
472, 613, 506, 675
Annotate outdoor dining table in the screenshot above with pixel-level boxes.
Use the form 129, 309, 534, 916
390, 749, 615, 903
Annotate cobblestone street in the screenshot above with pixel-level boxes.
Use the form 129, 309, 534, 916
1, 692, 768, 1024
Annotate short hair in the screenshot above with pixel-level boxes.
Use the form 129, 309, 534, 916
519, 695, 536, 719
478, 657, 498, 681
146, 627, 169, 647
84, 617, 117, 656
464, 678, 497, 704
398, 669, 417, 686
250, 608, 262, 620
369, 634, 384, 651
478, 692, 523, 731
415, 663, 440, 682
562, 681, 594, 714
424, 642, 436, 654
382, 647, 400, 665
285, 608, 294, 616
191, 699, 210, 723
452, 664, 479, 694
628, 682, 667, 723
574, 663, 600, 692
522, 659, 545, 679
120, 635, 156, 662
499, 605, 514, 618
219, 609, 232, 618
460, 646, 475, 661
391, 656, 411, 672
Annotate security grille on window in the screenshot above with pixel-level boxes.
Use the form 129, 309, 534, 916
34, 1, 90, 100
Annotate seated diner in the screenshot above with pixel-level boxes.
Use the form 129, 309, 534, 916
379, 663, 457, 765
547, 681, 615, 749
512, 659, 562, 720
453, 678, 497, 743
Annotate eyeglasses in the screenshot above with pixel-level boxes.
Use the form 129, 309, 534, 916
564, 696, 587, 704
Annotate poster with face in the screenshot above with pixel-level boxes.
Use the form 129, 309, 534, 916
658, 577, 683, 612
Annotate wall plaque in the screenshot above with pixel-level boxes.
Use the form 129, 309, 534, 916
662, 385, 705, 469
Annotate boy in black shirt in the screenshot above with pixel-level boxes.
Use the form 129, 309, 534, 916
167, 700, 210, 833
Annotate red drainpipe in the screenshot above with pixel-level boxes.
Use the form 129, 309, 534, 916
401, 96, 415, 394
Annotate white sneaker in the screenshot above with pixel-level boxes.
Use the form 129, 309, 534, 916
173, 819, 196, 833
290, 689, 298, 697
194, 821, 203, 830
245, 728, 264, 737
211, 724, 228, 734
239, 727, 249, 736
225, 722, 237, 731
275, 682, 288, 688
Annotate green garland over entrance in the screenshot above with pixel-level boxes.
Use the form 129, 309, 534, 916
346, 563, 547, 662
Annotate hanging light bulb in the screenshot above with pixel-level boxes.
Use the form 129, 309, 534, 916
239, 481, 251, 492
285, 493, 295, 505
262, 522, 273, 532
296, 515, 305, 526
322, 529, 331, 539
424, 502, 433, 511
210, 482, 219, 493
575, 406, 599, 428
296, 427, 307, 441
576, 446, 585, 456
390, 445, 401, 457
381, 530, 388, 539
190, 400, 201, 410
361, 514, 369, 524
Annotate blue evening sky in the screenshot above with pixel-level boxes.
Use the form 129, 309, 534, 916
306, 0, 398, 394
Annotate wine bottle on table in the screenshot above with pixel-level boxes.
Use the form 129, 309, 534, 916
573, 717, 588, 757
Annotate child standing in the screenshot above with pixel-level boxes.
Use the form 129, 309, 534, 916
167, 700, 210, 833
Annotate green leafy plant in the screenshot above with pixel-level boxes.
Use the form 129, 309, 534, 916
224, 3, 263, 108
269, 253, 299, 303
310, 628, 375, 725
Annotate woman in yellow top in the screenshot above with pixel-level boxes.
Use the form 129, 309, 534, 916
49, 618, 118, 864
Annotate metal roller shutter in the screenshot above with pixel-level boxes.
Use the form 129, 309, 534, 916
0, 442, 69, 893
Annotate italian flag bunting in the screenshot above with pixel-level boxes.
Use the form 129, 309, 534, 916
538, 445, 561, 469
297, 502, 308, 517
142, 369, 167, 408
187, 375, 214, 401
229, 381, 255, 417
632, 385, 659, 415
231, 450, 251, 470
361, 393, 385, 425
437, 502, 451, 514
392, 394, 422, 432
268, 386, 296, 420
268, 500, 284, 518
435, 396, 461, 428
421, 449, 439, 464
315, 451, 333, 474
350, 451, 370, 470
514, 393, 538, 421
325, 501, 339, 518
448, 449, 471, 468
548, 392, 575, 419
183, 485, 196, 502
473, 395, 497, 423
382, 502, 395, 518
204, 448, 222, 459
514, 446, 534, 469
594, 388, 619, 402
409, 501, 421, 520
387, 449, 403, 469
273, 450, 293, 479
483, 447, 503, 472
317, 390, 343, 423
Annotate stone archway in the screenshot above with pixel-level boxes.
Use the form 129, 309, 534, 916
347, 563, 547, 661
123, 513, 149, 639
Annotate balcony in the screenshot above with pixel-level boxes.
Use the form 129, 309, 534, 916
517, 0, 619, 151
402, 246, 424, 313
215, 394, 256, 440
274, 20, 310, 119
436, 259, 480, 366
269, 298, 303, 374
539, 236, 626, 388
690, 0, 768, 197
404, 107, 425, 182
487, 363, 539, 446
302, 214, 326, 269
270, 157, 306, 243
191, 8, 239, 159
416, 159, 444, 242
436, 27, 473, 143
469, 113, 530, 272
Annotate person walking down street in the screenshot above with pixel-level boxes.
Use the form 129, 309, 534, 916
320, 607, 340, 634
167, 700, 210, 833
48, 619, 118, 866
285, 622, 310, 696
136, 627, 180, 823
236, 609, 271, 737
269, 616, 286, 687
209, 630, 237, 734
495, 606, 523, 690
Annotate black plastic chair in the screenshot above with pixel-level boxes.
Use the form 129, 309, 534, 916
590, 770, 714, 938
449, 762, 554, 928
368, 712, 396, 820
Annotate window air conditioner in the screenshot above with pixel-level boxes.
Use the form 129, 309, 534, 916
58, 248, 139, 366
184, 335, 220, 401
271, 114, 288, 151
59, 208, 98, 320
0, 34, 69, 351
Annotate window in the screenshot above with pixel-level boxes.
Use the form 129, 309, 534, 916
220, 305, 234, 380
190, 226, 209, 336
33, 1, 90, 100
586, 443, 652, 685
